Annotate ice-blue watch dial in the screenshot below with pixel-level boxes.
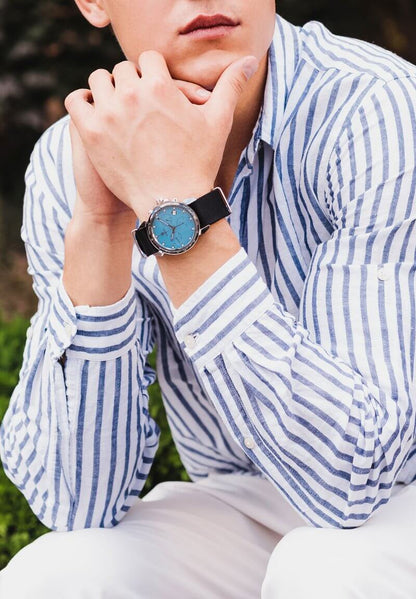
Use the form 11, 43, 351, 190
148, 202, 199, 254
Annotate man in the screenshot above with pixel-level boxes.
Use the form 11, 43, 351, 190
1, 0, 416, 596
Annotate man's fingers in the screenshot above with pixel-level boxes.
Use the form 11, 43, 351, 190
174, 80, 211, 105
64, 89, 94, 130
68, 118, 94, 173
68, 119, 90, 161
206, 56, 259, 121
68, 118, 81, 146
138, 50, 172, 81
112, 61, 140, 90
88, 68, 114, 102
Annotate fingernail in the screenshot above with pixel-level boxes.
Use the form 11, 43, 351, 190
243, 57, 259, 80
196, 88, 211, 98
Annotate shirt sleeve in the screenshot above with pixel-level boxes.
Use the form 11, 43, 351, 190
0, 119, 159, 531
173, 76, 416, 528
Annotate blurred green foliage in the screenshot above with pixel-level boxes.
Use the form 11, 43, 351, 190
0, 314, 187, 570
0, 314, 49, 570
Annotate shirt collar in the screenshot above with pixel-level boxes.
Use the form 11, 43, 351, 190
244, 15, 301, 169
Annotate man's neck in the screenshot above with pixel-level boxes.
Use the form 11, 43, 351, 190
215, 53, 268, 197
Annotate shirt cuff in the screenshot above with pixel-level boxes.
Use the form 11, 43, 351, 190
173, 249, 275, 369
47, 280, 140, 361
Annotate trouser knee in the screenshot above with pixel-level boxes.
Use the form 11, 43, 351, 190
262, 525, 377, 599
0, 527, 141, 599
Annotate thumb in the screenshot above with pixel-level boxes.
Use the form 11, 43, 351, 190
205, 55, 259, 122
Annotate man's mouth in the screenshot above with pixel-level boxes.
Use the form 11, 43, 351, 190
179, 14, 239, 36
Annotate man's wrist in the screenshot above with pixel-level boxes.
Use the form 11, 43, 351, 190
156, 219, 241, 308
69, 209, 137, 244
64, 212, 136, 307
133, 187, 230, 257
132, 181, 215, 222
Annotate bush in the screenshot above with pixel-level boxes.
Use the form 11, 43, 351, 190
0, 314, 49, 570
0, 313, 187, 570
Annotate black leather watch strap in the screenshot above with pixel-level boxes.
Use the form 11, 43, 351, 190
188, 187, 231, 231
134, 222, 159, 256
133, 187, 231, 257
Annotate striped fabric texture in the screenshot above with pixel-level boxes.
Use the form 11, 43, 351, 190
1, 15, 416, 530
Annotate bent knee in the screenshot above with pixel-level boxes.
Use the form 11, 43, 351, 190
262, 525, 377, 599
1, 526, 145, 598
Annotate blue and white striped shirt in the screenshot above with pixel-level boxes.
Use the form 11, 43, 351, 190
1, 15, 416, 531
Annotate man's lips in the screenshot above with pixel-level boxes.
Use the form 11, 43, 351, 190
179, 14, 239, 35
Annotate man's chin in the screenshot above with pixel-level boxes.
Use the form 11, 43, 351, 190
170, 55, 237, 92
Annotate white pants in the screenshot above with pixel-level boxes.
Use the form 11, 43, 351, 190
1, 474, 415, 598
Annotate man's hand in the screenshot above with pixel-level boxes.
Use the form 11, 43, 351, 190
69, 120, 136, 227
65, 52, 258, 221
68, 76, 211, 225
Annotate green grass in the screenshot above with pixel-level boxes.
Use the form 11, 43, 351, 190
0, 314, 187, 570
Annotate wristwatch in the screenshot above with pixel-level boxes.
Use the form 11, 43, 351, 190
132, 187, 231, 257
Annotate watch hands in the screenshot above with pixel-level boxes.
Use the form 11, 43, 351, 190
170, 222, 184, 240
156, 218, 173, 228
155, 216, 186, 242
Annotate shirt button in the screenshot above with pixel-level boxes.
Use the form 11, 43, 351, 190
377, 267, 390, 281
244, 437, 255, 450
184, 333, 198, 349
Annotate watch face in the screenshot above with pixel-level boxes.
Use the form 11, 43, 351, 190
148, 202, 200, 255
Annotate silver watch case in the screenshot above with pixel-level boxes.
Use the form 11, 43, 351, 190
147, 199, 201, 256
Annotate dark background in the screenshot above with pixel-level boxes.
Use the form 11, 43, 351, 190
0, 0, 415, 569
1, 0, 416, 268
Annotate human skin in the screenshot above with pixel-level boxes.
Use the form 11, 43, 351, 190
63, 0, 276, 307
85, 0, 275, 92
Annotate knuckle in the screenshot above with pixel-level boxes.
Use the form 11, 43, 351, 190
148, 76, 168, 96
112, 60, 133, 76
64, 92, 75, 110
64, 90, 85, 114
140, 49, 159, 61
101, 108, 116, 125
230, 77, 245, 96
120, 86, 139, 104
88, 68, 109, 85
83, 121, 100, 142
113, 59, 128, 70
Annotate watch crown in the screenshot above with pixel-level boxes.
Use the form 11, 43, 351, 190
155, 197, 179, 206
